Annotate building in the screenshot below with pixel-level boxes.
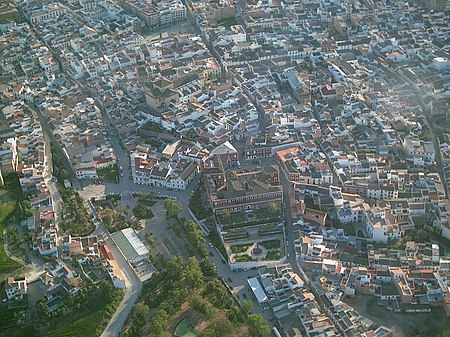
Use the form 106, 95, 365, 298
29, 3, 67, 24
111, 228, 149, 264
205, 165, 282, 214
403, 136, 436, 167
130, 148, 199, 190
5, 276, 28, 301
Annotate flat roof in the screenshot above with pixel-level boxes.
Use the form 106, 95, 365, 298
247, 277, 268, 303
111, 228, 149, 261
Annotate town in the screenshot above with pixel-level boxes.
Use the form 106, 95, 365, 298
0, 0, 449, 337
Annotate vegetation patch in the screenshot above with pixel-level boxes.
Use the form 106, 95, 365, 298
263, 250, 281, 261
133, 201, 154, 220
234, 255, 253, 262
97, 164, 119, 183
0, 173, 23, 273
259, 239, 280, 250
174, 317, 198, 337
53, 149, 94, 236
189, 185, 212, 220
122, 256, 268, 337
230, 243, 251, 253
41, 280, 123, 337
163, 238, 177, 255
216, 17, 237, 28
223, 232, 249, 242
208, 231, 227, 258
389, 225, 450, 250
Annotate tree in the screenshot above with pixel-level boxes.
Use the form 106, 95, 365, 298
164, 198, 182, 218
221, 209, 231, 221
199, 319, 237, 337
185, 221, 208, 258
267, 202, 279, 214
133, 202, 150, 219
248, 313, 270, 337
151, 309, 169, 333
241, 300, 253, 314
185, 257, 204, 289
134, 301, 150, 318
228, 305, 243, 323
145, 232, 154, 246
206, 279, 232, 308
200, 258, 216, 277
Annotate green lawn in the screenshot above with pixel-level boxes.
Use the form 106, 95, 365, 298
0, 174, 23, 273
174, 318, 198, 337
260, 239, 280, 250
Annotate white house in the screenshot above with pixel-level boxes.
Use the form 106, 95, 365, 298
5, 276, 28, 301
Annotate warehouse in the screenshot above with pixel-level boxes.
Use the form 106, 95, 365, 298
111, 228, 149, 264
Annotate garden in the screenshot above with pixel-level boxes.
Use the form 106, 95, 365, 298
217, 203, 282, 229
230, 243, 251, 254
259, 239, 281, 250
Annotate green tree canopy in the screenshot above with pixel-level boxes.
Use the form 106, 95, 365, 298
164, 198, 182, 218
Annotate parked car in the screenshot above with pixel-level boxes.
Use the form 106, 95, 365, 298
227, 277, 232, 283
209, 252, 214, 257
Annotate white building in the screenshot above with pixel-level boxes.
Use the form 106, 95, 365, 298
5, 276, 28, 301
111, 228, 149, 264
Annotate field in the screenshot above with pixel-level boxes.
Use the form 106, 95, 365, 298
43, 310, 105, 337
0, 174, 22, 273
174, 318, 198, 337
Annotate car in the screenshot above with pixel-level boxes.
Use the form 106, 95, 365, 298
221, 260, 226, 265
227, 277, 232, 283
229, 285, 234, 291
209, 252, 214, 257
208, 242, 213, 248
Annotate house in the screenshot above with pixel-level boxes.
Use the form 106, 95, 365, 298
5, 276, 28, 301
